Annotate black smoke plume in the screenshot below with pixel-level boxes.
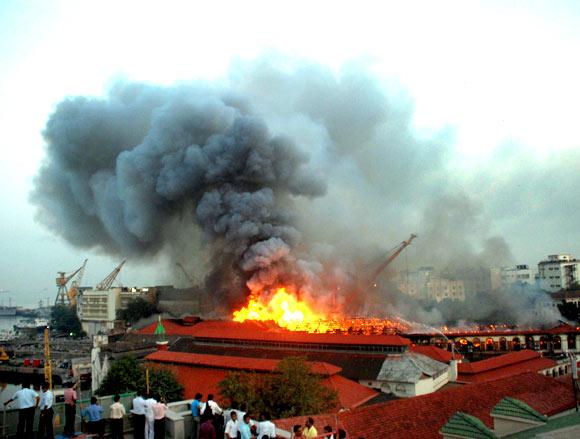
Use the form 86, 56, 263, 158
31, 82, 325, 309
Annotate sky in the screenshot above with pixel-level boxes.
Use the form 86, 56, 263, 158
1, 0, 579, 307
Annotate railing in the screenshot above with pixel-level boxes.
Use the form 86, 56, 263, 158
0, 391, 135, 438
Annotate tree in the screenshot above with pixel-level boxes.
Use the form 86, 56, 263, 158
219, 357, 337, 419
50, 305, 84, 337
96, 356, 184, 402
118, 297, 157, 324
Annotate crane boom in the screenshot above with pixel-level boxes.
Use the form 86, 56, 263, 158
95, 260, 126, 291
68, 259, 88, 306
55, 260, 88, 305
370, 233, 417, 284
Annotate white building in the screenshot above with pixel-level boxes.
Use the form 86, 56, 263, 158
538, 254, 580, 293
398, 267, 465, 302
501, 264, 537, 288
77, 287, 154, 336
363, 352, 450, 398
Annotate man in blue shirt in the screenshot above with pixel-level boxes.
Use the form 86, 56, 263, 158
82, 396, 104, 439
4, 381, 39, 439
239, 414, 253, 439
190, 392, 202, 439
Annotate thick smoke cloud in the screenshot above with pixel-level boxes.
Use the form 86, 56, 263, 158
32, 56, 567, 324
32, 82, 325, 309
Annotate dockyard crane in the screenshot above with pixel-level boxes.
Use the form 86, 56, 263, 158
68, 259, 88, 306
55, 260, 88, 306
95, 260, 126, 290
370, 233, 417, 285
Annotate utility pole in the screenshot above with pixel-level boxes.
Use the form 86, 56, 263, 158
569, 352, 579, 412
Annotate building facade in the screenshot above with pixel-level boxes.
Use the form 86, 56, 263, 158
538, 254, 580, 292
78, 286, 155, 335
501, 264, 537, 288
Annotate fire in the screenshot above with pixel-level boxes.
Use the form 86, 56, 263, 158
233, 287, 328, 331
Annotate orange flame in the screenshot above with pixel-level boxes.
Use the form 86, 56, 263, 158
233, 287, 329, 331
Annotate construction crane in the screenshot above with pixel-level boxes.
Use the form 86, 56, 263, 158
175, 262, 198, 286
95, 260, 126, 291
370, 233, 417, 285
55, 260, 87, 306
68, 259, 88, 307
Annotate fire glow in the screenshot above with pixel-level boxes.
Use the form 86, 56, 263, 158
232, 287, 410, 334
232, 287, 329, 331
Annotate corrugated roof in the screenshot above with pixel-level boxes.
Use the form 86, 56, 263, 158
376, 353, 448, 384
410, 345, 462, 363
440, 412, 498, 439
492, 397, 547, 423
146, 350, 341, 376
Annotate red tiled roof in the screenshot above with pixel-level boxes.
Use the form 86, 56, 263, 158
274, 372, 576, 439
138, 319, 411, 346
457, 357, 557, 383
146, 350, 342, 376
457, 350, 554, 374
149, 362, 377, 412
321, 375, 379, 410
410, 345, 462, 363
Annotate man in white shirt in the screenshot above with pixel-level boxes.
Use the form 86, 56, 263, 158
131, 390, 147, 439
257, 413, 276, 439
224, 410, 239, 439
109, 394, 126, 439
4, 381, 39, 439
38, 382, 54, 439
144, 393, 157, 439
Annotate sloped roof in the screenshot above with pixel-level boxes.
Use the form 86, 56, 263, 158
168, 337, 388, 381
457, 350, 556, 383
440, 412, 498, 439
148, 361, 378, 411
376, 352, 448, 384
411, 345, 462, 363
146, 350, 341, 376
321, 375, 379, 410
458, 350, 540, 374
274, 371, 576, 439
138, 319, 411, 346
492, 397, 547, 423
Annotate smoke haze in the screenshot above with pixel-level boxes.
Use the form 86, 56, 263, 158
31, 56, 566, 324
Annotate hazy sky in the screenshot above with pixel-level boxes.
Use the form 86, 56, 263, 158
1, 1, 579, 307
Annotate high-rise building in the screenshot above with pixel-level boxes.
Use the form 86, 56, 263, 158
538, 254, 580, 293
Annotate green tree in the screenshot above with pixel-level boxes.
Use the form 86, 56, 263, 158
219, 357, 337, 419
96, 356, 184, 402
50, 305, 84, 337
118, 298, 157, 324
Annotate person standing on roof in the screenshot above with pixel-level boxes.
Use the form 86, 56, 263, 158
205, 394, 223, 435
3, 380, 39, 439
37, 382, 54, 439
153, 395, 169, 439
257, 412, 276, 439
63, 381, 78, 437
144, 392, 157, 439
132, 389, 147, 439
109, 394, 126, 439
199, 416, 216, 439
224, 410, 239, 439
303, 417, 318, 439
190, 392, 203, 439
238, 414, 253, 439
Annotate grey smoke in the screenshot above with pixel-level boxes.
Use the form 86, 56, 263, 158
31, 56, 568, 325
32, 82, 325, 309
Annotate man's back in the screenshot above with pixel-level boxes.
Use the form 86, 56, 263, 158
199, 420, 216, 439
